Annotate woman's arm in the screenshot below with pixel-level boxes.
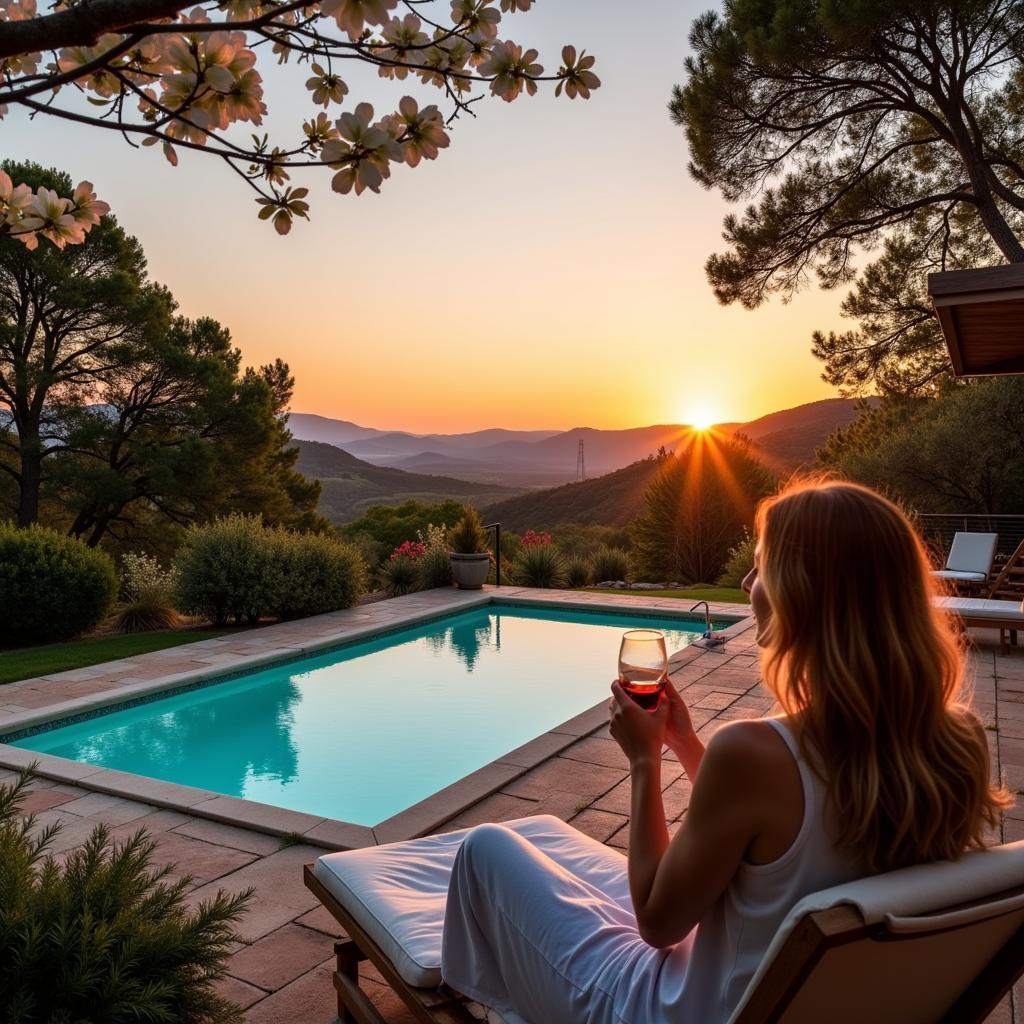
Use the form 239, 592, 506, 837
663, 683, 705, 780
609, 685, 768, 949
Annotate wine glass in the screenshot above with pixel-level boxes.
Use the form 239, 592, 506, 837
618, 629, 669, 710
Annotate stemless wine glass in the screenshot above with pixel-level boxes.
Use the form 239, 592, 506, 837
618, 629, 669, 710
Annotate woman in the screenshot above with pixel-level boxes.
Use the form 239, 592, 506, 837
440, 480, 1009, 1024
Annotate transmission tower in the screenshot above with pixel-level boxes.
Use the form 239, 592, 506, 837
576, 439, 586, 482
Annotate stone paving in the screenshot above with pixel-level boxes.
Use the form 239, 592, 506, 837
4, 594, 1023, 1023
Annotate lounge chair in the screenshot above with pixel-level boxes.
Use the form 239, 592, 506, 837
987, 538, 1024, 601
931, 532, 998, 593
935, 596, 1024, 655
303, 815, 1024, 1024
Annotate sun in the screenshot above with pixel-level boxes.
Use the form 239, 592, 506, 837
685, 405, 719, 432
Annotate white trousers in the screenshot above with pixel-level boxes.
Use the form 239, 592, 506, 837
440, 821, 683, 1024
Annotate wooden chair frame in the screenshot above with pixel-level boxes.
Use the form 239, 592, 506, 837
987, 539, 1024, 601
304, 865, 1024, 1024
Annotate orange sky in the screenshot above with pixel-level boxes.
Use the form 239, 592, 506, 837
3, 0, 855, 432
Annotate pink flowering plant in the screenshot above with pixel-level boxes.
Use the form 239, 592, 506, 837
0, 1, 600, 238
390, 539, 426, 562
521, 529, 552, 548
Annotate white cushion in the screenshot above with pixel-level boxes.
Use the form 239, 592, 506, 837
932, 569, 989, 582
934, 596, 1024, 623
313, 814, 629, 989
945, 532, 997, 575
728, 841, 1024, 1023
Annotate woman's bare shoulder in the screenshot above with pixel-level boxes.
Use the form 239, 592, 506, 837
702, 717, 796, 780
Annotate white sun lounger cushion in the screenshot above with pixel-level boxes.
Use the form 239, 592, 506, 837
934, 597, 1024, 622
728, 841, 1024, 1023
313, 814, 630, 989
943, 532, 998, 575
932, 569, 990, 582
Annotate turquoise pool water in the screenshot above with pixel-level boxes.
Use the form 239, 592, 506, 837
10, 605, 717, 826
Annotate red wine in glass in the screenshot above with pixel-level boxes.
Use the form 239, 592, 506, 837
618, 630, 669, 711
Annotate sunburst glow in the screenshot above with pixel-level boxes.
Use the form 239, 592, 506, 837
686, 406, 719, 432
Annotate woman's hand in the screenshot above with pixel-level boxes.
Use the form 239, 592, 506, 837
662, 683, 697, 756
608, 680, 668, 767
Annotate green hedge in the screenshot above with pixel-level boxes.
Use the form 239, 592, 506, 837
174, 515, 364, 625
0, 525, 117, 645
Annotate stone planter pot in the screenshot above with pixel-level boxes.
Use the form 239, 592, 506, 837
450, 552, 490, 590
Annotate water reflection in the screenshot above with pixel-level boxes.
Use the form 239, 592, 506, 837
64, 675, 302, 794
424, 615, 499, 671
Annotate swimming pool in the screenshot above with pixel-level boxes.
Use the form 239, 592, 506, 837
10, 604, 723, 827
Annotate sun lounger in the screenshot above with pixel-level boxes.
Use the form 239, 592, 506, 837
935, 596, 1024, 654
304, 817, 1024, 1024
931, 532, 998, 593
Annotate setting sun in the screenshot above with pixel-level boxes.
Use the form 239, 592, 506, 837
686, 406, 719, 431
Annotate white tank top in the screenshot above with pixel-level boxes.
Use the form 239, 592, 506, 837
632, 717, 867, 1023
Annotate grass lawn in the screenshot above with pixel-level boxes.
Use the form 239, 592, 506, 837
1, 629, 230, 685
586, 586, 750, 605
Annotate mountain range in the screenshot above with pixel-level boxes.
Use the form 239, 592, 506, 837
289, 397, 870, 492
292, 440, 518, 523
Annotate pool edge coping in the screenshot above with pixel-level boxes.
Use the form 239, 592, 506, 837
0, 589, 755, 850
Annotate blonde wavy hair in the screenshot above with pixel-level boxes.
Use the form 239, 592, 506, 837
756, 479, 1009, 873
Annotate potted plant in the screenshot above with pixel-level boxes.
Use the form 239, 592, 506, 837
448, 506, 491, 590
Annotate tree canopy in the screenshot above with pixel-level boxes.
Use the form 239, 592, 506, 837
0, 161, 325, 551
818, 379, 1024, 514
631, 434, 775, 584
0, 0, 599, 239
672, 0, 1024, 392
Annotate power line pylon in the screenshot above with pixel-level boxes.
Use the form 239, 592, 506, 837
576, 438, 586, 482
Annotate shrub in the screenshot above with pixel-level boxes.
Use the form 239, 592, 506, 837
417, 547, 454, 589
449, 505, 489, 554
174, 517, 364, 625
414, 522, 453, 590
340, 500, 465, 555
111, 553, 181, 633
269, 531, 365, 619
717, 529, 756, 588
513, 545, 568, 588
0, 768, 252, 1023
0, 525, 117, 645
380, 555, 420, 597
173, 514, 272, 626
564, 555, 593, 588
591, 545, 631, 583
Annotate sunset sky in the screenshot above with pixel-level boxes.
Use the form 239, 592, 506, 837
4, 0, 855, 433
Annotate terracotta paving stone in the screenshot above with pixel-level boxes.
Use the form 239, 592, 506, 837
57, 792, 156, 825
243, 959, 338, 1024
293, 904, 348, 938
692, 691, 742, 711
214, 974, 267, 1011
141, 831, 259, 886
503, 756, 626, 802
19, 787, 80, 813
171, 817, 286, 855
449, 791, 538, 828
228, 923, 334, 992
559, 735, 631, 771
568, 808, 628, 843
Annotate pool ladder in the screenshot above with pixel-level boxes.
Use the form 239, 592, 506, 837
690, 601, 728, 648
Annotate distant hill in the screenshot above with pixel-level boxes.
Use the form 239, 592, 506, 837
288, 397, 871, 489
481, 399, 876, 531
292, 440, 520, 523
726, 397, 877, 467
484, 457, 666, 531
